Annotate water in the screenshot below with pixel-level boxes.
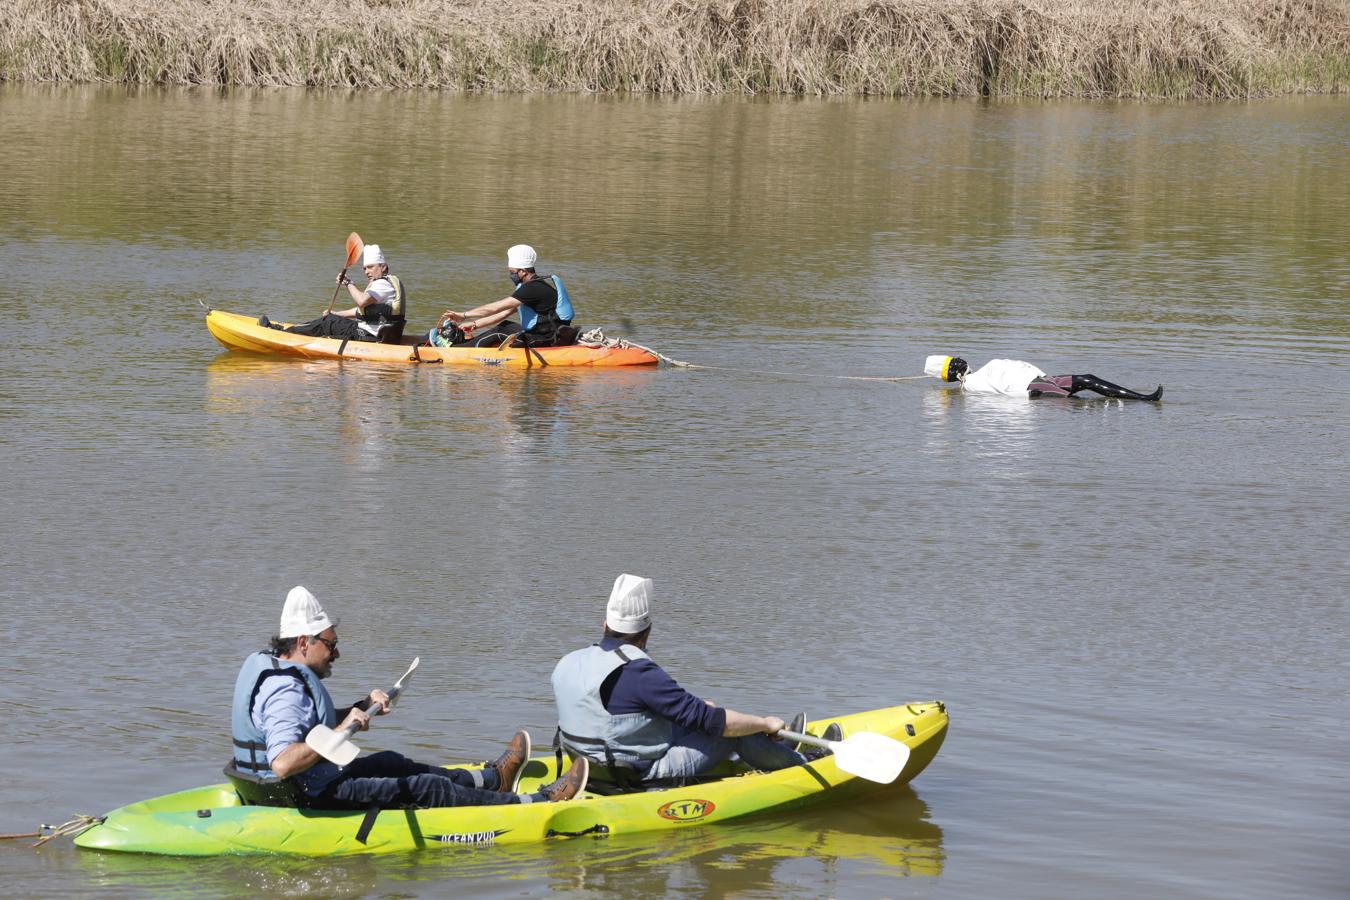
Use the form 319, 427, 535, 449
0, 84, 1347, 898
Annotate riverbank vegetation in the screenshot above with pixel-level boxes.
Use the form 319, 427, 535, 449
4, 0, 1348, 98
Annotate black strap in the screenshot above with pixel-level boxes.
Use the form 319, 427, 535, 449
355, 805, 381, 844
558, 730, 642, 790
337, 338, 350, 357
520, 332, 549, 367
547, 823, 609, 838
230, 738, 270, 772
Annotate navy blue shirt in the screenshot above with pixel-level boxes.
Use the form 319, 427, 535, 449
597, 636, 727, 736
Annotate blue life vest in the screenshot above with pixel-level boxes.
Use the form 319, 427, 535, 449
231, 652, 336, 779
518, 274, 574, 332
551, 643, 673, 770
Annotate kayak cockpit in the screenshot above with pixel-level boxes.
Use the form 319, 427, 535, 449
222, 762, 308, 807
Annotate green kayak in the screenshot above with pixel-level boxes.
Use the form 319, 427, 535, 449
74, 701, 948, 856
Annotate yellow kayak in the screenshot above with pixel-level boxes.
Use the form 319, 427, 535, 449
74, 702, 948, 856
205, 310, 659, 368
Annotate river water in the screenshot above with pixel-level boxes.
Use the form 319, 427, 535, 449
0, 85, 1346, 898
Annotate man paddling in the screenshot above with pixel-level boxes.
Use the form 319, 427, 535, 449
432, 244, 576, 348
261, 244, 408, 343
231, 586, 587, 808
551, 574, 831, 786
925, 355, 1163, 401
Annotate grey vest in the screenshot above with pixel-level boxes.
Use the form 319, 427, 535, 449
551, 643, 673, 770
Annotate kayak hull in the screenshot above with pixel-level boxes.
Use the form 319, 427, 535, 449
74, 702, 947, 856
205, 310, 658, 368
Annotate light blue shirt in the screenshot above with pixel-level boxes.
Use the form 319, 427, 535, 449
252, 677, 341, 794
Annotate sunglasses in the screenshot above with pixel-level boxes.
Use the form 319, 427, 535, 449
312, 635, 338, 652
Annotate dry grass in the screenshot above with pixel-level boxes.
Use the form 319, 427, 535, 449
3, 0, 1348, 97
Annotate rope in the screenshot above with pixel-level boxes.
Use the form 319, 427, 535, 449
577, 329, 930, 383
0, 814, 105, 847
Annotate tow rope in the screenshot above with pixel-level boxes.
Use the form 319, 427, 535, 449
577, 329, 928, 383
0, 814, 104, 847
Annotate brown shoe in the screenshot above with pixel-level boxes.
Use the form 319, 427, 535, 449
539, 756, 589, 802
488, 730, 531, 793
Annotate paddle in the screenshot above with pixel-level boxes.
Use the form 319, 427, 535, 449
778, 727, 910, 784
324, 232, 365, 316
306, 656, 419, 767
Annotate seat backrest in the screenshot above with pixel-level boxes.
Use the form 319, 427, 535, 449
222, 761, 309, 807
377, 321, 406, 344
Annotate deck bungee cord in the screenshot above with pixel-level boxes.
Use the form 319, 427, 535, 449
577, 329, 929, 383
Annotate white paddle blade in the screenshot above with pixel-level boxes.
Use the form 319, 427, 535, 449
306, 724, 360, 767
830, 732, 911, 784
388, 656, 420, 708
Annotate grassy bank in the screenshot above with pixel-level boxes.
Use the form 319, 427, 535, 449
4, 0, 1348, 98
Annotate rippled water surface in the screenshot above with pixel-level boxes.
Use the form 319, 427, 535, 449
1, 85, 1347, 898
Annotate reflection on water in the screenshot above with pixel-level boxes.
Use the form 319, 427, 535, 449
68, 790, 941, 899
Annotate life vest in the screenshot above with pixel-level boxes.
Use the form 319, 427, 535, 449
518, 274, 574, 332
360, 274, 407, 325
230, 652, 336, 779
551, 643, 673, 771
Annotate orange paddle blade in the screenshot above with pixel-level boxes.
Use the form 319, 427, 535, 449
344, 232, 364, 268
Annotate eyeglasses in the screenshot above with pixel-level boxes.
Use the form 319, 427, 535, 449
311, 635, 338, 652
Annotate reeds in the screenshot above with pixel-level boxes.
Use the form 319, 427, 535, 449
3, 0, 1348, 97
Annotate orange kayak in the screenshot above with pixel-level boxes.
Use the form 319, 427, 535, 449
206, 310, 659, 368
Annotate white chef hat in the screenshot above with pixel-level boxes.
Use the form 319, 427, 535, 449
278, 586, 338, 638
605, 573, 653, 634
507, 244, 537, 269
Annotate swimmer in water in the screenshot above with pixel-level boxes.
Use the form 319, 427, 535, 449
925, 356, 1163, 401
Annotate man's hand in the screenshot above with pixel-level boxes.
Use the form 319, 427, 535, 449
440, 309, 464, 324
339, 707, 371, 733
336, 273, 351, 286
366, 689, 391, 715
762, 715, 787, 736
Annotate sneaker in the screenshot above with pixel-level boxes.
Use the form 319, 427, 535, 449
802, 723, 842, 762
785, 712, 806, 752
257, 315, 272, 328
540, 757, 589, 802
488, 730, 531, 793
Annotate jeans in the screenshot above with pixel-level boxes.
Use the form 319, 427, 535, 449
644, 728, 806, 781
313, 751, 519, 810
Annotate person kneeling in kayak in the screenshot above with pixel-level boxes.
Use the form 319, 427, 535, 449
925, 355, 1163, 401
429, 244, 577, 348
231, 586, 587, 809
260, 244, 408, 343
551, 574, 829, 788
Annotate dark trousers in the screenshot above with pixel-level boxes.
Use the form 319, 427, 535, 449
314, 750, 519, 810
284, 314, 372, 341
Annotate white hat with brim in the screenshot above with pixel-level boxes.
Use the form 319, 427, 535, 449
507, 244, 537, 269
279, 585, 338, 638
363, 244, 386, 267
606, 573, 653, 634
